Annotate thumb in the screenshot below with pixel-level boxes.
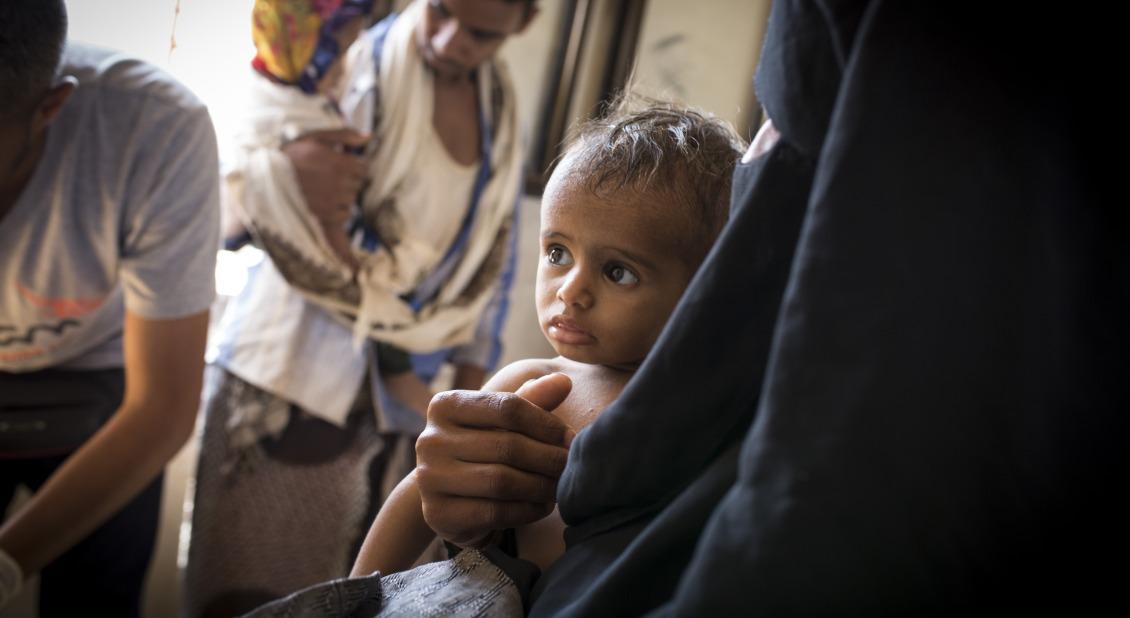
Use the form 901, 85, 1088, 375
304, 128, 371, 148
515, 372, 572, 413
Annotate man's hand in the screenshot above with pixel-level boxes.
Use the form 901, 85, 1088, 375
415, 373, 575, 547
0, 311, 206, 579
281, 128, 369, 227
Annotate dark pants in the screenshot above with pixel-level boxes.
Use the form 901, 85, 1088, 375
1, 368, 163, 618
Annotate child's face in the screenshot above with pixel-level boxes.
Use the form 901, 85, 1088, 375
536, 160, 698, 370
318, 17, 365, 94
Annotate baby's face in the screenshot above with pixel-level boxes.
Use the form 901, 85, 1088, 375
317, 17, 365, 95
536, 161, 697, 370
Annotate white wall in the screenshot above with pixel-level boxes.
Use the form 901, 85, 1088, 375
498, 0, 568, 146
66, 0, 256, 163
631, 0, 771, 139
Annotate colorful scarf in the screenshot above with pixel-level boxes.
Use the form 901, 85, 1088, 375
251, 0, 373, 93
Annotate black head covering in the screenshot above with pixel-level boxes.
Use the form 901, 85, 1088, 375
530, 1, 1127, 615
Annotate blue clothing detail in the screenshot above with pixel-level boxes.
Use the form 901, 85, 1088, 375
405, 85, 494, 312
451, 192, 520, 371
352, 12, 497, 313
361, 11, 513, 368
295, 0, 376, 94
356, 11, 517, 429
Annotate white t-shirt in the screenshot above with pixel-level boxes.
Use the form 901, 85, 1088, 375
0, 43, 220, 372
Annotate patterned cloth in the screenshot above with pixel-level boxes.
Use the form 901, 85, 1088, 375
184, 366, 439, 618
251, 0, 373, 92
241, 549, 525, 618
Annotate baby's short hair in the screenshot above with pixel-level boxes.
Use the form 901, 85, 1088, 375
562, 97, 747, 263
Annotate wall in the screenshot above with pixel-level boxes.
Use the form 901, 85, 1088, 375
631, 0, 771, 139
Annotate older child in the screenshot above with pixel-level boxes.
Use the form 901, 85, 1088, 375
351, 101, 746, 574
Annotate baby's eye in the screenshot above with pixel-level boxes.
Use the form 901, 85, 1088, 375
605, 263, 639, 286
546, 245, 573, 266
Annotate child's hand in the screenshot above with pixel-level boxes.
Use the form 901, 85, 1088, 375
415, 374, 574, 547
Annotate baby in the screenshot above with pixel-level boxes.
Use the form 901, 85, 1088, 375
352, 100, 746, 573
227, 0, 371, 275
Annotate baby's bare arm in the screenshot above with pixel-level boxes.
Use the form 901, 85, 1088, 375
351, 360, 565, 574
351, 470, 436, 576
481, 358, 561, 393
483, 359, 571, 569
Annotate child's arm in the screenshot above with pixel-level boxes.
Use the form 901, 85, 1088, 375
382, 371, 434, 419
351, 359, 562, 576
350, 469, 436, 576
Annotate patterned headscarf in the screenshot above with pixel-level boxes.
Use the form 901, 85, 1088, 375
251, 0, 373, 93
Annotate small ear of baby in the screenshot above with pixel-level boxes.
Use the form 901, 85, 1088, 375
515, 372, 572, 413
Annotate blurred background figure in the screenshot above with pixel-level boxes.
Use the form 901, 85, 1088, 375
0, 1, 219, 615
182, 1, 534, 615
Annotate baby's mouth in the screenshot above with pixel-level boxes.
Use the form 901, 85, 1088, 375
547, 316, 596, 345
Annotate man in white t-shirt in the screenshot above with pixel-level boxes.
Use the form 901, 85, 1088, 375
0, 1, 220, 614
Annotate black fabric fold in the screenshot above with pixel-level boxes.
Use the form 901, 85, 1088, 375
530, 0, 1126, 615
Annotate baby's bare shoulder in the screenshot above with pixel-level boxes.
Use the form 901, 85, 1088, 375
483, 357, 570, 393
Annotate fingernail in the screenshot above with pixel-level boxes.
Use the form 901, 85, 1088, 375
564, 428, 577, 447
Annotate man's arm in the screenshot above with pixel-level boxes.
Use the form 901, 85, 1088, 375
281, 128, 369, 269
378, 360, 485, 421
452, 364, 486, 390
382, 371, 434, 419
415, 374, 575, 546
0, 310, 208, 576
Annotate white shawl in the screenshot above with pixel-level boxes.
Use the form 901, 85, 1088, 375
231, 0, 522, 353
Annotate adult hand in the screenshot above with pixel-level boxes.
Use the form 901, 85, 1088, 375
281, 128, 369, 226
416, 373, 575, 547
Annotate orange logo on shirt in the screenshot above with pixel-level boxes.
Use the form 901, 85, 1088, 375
16, 282, 107, 319
0, 344, 48, 362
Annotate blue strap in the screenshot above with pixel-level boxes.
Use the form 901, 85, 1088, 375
351, 14, 397, 251
350, 11, 496, 312
296, 0, 376, 94
406, 98, 493, 311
